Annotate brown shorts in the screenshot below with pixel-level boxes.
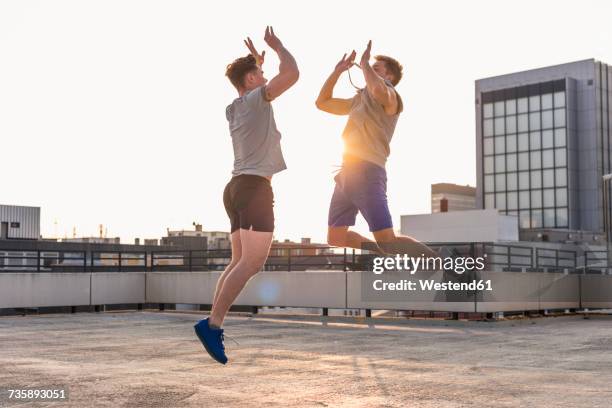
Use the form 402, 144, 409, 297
223, 174, 274, 233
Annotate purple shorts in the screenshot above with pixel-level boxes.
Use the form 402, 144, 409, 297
328, 158, 393, 232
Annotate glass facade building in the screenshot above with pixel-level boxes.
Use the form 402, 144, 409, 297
476, 60, 612, 233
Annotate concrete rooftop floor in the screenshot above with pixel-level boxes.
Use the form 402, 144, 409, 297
1, 311, 612, 407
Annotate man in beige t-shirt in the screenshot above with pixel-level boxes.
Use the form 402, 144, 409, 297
316, 41, 437, 258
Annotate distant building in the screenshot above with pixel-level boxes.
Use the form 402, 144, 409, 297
431, 183, 476, 213
270, 238, 332, 257
267, 238, 336, 271
144, 239, 159, 246
402, 209, 519, 243
161, 224, 208, 250
161, 224, 231, 250
0, 204, 40, 240
200, 231, 230, 250
402, 59, 612, 249
63, 237, 121, 244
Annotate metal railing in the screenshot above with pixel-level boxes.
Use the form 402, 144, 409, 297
1, 243, 611, 274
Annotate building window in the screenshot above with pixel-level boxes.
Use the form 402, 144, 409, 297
554, 108, 566, 127
494, 101, 505, 116
518, 114, 529, 132
556, 208, 568, 226
542, 149, 554, 168
556, 188, 567, 206
531, 210, 543, 228
506, 134, 517, 153
495, 155, 505, 173
495, 117, 505, 135
529, 95, 541, 111
554, 128, 566, 147
542, 110, 553, 129
529, 131, 541, 150
529, 112, 541, 130
542, 130, 554, 149
483, 103, 494, 118
541, 93, 553, 110
484, 138, 494, 154
506, 115, 517, 133
530, 151, 541, 170
554, 91, 565, 108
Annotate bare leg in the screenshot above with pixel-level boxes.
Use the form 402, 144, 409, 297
209, 229, 273, 328
372, 228, 439, 258
212, 230, 242, 308
327, 226, 383, 253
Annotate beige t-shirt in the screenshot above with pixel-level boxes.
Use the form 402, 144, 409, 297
341, 81, 403, 167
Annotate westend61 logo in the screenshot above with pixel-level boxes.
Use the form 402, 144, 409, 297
372, 254, 487, 275
367, 254, 493, 294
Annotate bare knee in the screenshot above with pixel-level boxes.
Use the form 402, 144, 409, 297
327, 228, 347, 247
237, 255, 268, 276
228, 256, 241, 270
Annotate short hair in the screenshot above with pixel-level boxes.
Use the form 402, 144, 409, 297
225, 54, 258, 90
374, 55, 403, 86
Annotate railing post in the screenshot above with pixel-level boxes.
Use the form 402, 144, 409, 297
37, 250, 41, 272
150, 251, 154, 272
91, 251, 94, 272
287, 248, 292, 272
343, 248, 347, 271
118, 251, 122, 272
143, 251, 147, 271
83, 250, 87, 272
506, 246, 510, 270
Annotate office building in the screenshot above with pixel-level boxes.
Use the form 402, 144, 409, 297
475, 59, 612, 236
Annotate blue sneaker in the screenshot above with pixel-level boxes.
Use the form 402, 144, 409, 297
194, 318, 228, 365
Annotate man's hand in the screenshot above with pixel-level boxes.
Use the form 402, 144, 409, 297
244, 37, 265, 66
359, 39, 397, 113
263, 26, 283, 52
334, 50, 356, 74
360, 40, 372, 69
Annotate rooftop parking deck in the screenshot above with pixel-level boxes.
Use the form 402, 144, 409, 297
1, 311, 612, 407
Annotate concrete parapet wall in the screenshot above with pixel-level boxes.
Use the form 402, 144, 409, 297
0, 270, 608, 313
0, 273, 90, 308
91, 272, 146, 305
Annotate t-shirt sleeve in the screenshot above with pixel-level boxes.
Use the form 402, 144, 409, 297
244, 86, 269, 110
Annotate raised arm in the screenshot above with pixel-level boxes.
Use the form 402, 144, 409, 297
360, 40, 397, 112
315, 51, 356, 115
261, 26, 299, 101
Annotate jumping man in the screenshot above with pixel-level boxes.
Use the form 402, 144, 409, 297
194, 26, 299, 365
316, 41, 438, 257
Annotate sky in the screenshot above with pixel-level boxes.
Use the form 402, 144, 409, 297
1, 0, 611, 244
